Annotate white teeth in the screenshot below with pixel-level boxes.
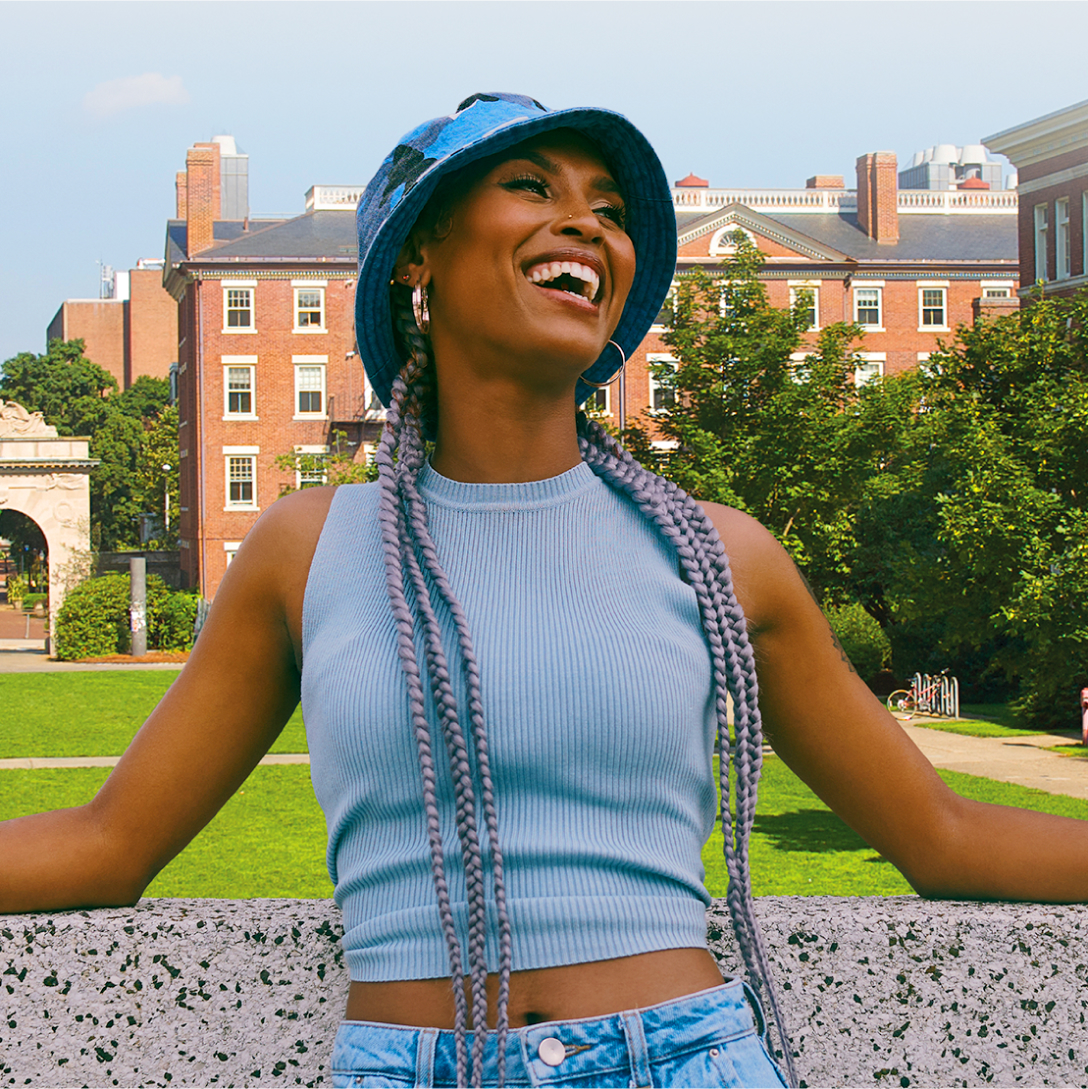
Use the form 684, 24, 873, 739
525, 259, 601, 301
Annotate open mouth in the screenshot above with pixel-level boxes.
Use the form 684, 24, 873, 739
525, 260, 601, 304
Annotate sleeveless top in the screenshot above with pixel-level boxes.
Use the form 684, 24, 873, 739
301, 461, 718, 981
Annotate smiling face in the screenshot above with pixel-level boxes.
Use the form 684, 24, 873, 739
399, 130, 636, 401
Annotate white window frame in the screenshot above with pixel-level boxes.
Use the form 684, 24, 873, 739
1083, 193, 1088, 281
224, 540, 243, 566
584, 384, 611, 416
222, 356, 257, 420
853, 283, 883, 330
854, 353, 885, 388
293, 356, 328, 420
222, 280, 257, 334
646, 352, 678, 412
292, 444, 330, 490
981, 282, 1014, 299
223, 448, 259, 511
1034, 204, 1049, 282
918, 283, 949, 332
709, 225, 754, 256
788, 351, 811, 384
1056, 198, 1071, 280
293, 280, 327, 333
788, 281, 820, 331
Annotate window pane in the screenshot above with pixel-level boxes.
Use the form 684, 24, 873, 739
856, 288, 880, 325
228, 457, 254, 504
296, 289, 323, 327
227, 367, 252, 414
296, 366, 324, 414
226, 289, 252, 328
921, 288, 945, 326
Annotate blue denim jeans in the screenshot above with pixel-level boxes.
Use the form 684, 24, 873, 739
330, 978, 788, 1088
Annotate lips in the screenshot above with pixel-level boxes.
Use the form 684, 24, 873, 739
524, 254, 603, 304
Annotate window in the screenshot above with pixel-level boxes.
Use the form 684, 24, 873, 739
789, 284, 819, 330
293, 445, 329, 489
854, 354, 885, 388
1056, 198, 1071, 280
584, 385, 610, 415
223, 363, 256, 417
647, 353, 678, 411
293, 282, 326, 331
224, 541, 242, 566
854, 286, 882, 328
982, 285, 1012, 299
294, 364, 327, 417
919, 287, 947, 329
788, 352, 810, 383
225, 456, 256, 509
1034, 204, 1049, 282
222, 282, 256, 333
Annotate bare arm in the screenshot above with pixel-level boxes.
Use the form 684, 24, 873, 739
706, 502, 1088, 902
0, 486, 336, 913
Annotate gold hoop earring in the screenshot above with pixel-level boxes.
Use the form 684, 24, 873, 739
412, 282, 430, 334
580, 340, 626, 389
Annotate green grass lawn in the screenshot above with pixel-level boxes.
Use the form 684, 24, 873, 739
0, 671, 307, 757
3, 744, 1087, 900
895, 702, 1065, 739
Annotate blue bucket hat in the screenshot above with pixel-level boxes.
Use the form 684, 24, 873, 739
355, 92, 677, 407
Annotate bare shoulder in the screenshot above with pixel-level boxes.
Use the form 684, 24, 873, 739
695, 500, 808, 633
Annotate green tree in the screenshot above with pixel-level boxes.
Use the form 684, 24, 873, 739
624, 234, 867, 597
1, 339, 177, 551
274, 429, 378, 495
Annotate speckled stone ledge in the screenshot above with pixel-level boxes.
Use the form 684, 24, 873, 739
1, 897, 1086, 1087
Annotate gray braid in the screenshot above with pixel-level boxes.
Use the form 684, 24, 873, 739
578, 415, 797, 1088
379, 292, 513, 1087
378, 290, 794, 1087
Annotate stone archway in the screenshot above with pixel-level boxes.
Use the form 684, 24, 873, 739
0, 401, 97, 647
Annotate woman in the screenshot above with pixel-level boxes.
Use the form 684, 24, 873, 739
3, 93, 1088, 1089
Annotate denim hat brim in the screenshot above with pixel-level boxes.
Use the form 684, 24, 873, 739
355, 93, 677, 408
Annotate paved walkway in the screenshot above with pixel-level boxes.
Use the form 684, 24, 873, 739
0, 647, 183, 672
0, 752, 309, 770
898, 719, 1088, 801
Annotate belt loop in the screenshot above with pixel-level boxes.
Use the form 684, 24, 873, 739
620, 1010, 653, 1089
415, 1026, 438, 1088
741, 979, 772, 1051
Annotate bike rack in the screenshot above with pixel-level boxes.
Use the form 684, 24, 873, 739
912, 672, 960, 718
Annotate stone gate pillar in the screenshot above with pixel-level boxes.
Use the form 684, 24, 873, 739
0, 401, 98, 647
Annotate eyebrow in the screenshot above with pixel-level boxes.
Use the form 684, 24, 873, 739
517, 150, 623, 197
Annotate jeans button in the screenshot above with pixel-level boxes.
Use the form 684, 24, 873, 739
538, 1037, 566, 1066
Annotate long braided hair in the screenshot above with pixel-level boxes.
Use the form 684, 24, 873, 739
377, 285, 797, 1088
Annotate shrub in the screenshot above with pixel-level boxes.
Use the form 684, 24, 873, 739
54, 574, 197, 660
827, 601, 891, 684
6, 572, 28, 608
21, 592, 48, 613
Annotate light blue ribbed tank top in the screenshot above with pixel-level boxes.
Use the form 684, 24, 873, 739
301, 461, 717, 981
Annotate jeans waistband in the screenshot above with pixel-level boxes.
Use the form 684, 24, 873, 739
334, 977, 766, 1086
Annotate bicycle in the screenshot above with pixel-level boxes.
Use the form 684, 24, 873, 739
887, 671, 956, 717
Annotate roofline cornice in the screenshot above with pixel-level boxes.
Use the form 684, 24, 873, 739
678, 203, 850, 262
983, 99, 1088, 167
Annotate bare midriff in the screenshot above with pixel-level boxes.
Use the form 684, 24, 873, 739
344, 947, 725, 1029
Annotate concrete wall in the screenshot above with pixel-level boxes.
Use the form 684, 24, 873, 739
2, 897, 1087, 1087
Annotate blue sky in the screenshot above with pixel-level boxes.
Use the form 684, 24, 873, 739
2, 0, 1087, 366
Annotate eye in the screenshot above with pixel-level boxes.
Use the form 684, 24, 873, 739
595, 202, 627, 229
501, 173, 549, 197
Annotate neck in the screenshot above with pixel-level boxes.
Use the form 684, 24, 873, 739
429, 383, 583, 484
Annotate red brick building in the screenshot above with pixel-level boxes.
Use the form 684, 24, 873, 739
168, 140, 1019, 598
165, 139, 378, 596
617, 150, 1020, 433
985, 99, 1088, 299
46, 263, 179, 390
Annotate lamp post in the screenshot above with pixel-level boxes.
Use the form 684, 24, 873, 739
162, 463, 172, 535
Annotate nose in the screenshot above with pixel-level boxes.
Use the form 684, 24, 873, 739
557, 199, 603, 243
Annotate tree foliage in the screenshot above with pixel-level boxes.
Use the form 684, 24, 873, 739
627, 238, 1088, 728
0, 339, 177, 551
274, 430, 378, 495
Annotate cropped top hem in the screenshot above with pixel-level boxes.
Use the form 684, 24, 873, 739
341, 895, 712, 982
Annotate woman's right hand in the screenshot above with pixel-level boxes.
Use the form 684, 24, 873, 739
0, 485, 337, 914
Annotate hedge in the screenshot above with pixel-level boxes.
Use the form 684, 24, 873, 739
54, 573, 199, 660
826, 601, 892, 685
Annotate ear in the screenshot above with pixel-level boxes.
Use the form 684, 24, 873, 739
392, 228, 433, 288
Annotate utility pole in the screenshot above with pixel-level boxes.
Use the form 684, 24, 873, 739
130, 556, 147, 658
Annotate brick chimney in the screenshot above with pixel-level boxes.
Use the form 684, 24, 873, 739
185, 142, 221, 256
856, 152, 899, 243
806, 175, 844, 189
175, 171, 188, 219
